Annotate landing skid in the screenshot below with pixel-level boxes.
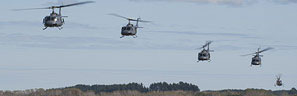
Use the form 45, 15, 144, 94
274, 84, 284, 87
250, 64, 262, 67
58, 27, 63, 30
120, 35, 138, 38
197, 60, 211, 63
43, 27, 63, 30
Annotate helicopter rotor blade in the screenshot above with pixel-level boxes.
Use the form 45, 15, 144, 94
109, 13, 134, 21
56, 16, 68, 18
206, 41, 213, 46
200, 41, 212, 49
241, 52, 256, 56
241, 47, 273, 56
12, 1, 94, 11
12, 7, 52, 11
277, 74, 282, 78
109, 14, 151, 23
138, 19, 151, 23
58, 1, 95, 8
258, 47, 273, 53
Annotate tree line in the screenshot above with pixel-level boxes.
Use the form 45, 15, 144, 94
64, 81, 200, 94
1, 83, 297, 96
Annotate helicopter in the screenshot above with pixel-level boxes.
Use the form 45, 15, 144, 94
14, 1, 94, 30
241, 47, 273, 66
109, 14, 150, 38
275, 74, 283, 87
197, 41, 213, 62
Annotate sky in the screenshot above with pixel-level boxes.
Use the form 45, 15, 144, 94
0, 0, 297, 91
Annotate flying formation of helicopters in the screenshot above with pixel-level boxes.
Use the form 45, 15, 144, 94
6, 0, 290, 88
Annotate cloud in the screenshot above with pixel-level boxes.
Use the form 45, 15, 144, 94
0, 33, 190, 50
130, 0, 256, 6
270, 0, 297, 4
0, 21, 40, 28
147, 30, 258, 39
0, 33, 128, 49
0, 21, 97, 29
130, 0, 297, 6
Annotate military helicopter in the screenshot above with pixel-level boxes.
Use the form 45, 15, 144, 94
241, 47, 273, 66
197, 41, 214, 62
109, 14, 150, 38
14, 1, 94, 30
275, 74, 283, 87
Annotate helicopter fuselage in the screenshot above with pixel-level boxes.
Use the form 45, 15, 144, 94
43, 13, 64, 28
110, 14, 148, 38
251, 55, 261, 65
198, 50, 210, 61
276, 80, 283, 86
121, 24, 137, 37
275, 76, 283, 86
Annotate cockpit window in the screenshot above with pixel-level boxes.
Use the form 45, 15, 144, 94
199, 53, 208, 57
203, 53, 207, 56
127, 27, 131, 30
253, 59, 259, 62
44, 17, 58, 21
51, 17, 58, 21
122, 27, 132, 31
44, 17, 50, 20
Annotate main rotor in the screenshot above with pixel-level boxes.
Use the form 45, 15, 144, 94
198, 41, 213, 50
241, 47, 273, 56
276, 74, 282, 80
13, 1, 95, 14
109, 13, 151, 24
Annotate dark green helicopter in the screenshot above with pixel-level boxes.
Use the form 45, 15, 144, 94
275, 74, 283, 87
14, 1, 94, 30
109, 14, 150, 38
197, 41, 214, 62
242, 47, 273, 66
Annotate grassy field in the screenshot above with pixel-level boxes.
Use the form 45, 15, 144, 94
1, 88, 297, 96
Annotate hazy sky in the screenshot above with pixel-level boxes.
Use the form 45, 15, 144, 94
0, 0, 297, 91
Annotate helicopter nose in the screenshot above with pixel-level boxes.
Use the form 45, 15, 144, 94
44, 20, 57, 27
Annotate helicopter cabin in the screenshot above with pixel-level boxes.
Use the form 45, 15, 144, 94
251, 56, 261, 65
121, 25, 136, 35
276, 80, 283, 86
43, 16, 63, 27
198, 51, 210, 61
44, 16, 58, 22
